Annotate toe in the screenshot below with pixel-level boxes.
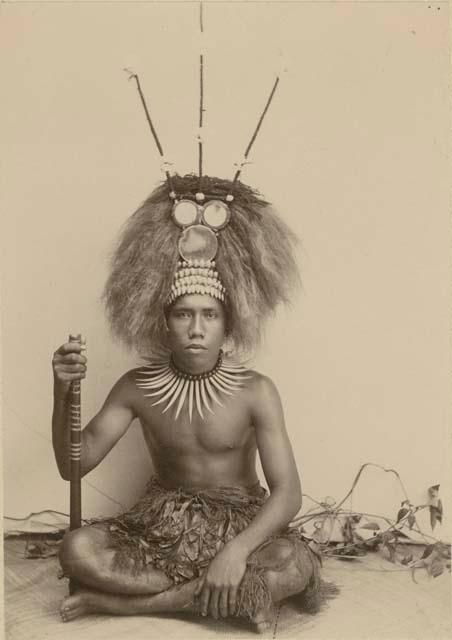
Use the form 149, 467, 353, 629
252, 606, 273, 635
60, 605, 69, 622
65, 608, 81, 621
255, 620, 271, 634
59, 594, 82, 622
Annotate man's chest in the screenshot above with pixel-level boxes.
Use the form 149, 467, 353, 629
135, 390, 254, 454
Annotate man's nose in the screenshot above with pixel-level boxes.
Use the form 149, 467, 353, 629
189, 315, 204, 338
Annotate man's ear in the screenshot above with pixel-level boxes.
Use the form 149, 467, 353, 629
163, 309, 170, 333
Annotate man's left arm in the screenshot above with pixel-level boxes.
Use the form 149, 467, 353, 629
229, 373, 302, 551
196, 374, 302, 618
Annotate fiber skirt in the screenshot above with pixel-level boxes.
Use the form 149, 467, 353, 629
99, 477, 320, 619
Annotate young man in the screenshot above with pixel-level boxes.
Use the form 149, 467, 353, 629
52, 175, 322, 632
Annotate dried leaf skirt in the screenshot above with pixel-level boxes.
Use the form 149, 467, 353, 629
99, 477, 320, 620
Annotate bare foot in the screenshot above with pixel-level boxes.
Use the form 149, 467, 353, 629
60, 591, 92, 622
251, 607, 273, 634
60, 589, 135, 622
59, 580, 200, 622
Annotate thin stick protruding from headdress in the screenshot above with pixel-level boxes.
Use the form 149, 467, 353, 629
199, 54, 204, 179
198, 1, 205, 183
232, 76, 280, 185
124, 69, 175, 194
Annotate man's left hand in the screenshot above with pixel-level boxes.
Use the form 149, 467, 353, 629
194, 542, 248, 619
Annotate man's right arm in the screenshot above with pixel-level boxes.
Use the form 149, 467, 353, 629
52, 342, 136, 480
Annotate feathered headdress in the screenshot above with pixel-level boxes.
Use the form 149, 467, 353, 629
103, 5, 300, 358
103, 174, 299, 357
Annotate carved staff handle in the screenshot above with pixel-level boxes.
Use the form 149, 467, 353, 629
69, 333, 83, 530
68, 333, 83, 594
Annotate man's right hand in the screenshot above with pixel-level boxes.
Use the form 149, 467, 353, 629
52, 341, 87, 394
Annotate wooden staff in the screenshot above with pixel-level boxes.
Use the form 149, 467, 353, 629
68, 333, 83, 594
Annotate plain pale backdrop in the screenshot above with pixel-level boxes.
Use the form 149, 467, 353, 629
1, 1, 450, 544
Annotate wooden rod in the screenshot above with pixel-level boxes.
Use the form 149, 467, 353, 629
68, 333, 83, 594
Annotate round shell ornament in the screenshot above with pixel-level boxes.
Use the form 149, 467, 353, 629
178, 225, 218, 262
202, 201, 230, 230
171, 200, 199, 227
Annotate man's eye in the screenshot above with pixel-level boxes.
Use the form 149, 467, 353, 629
206, 311, 217, 319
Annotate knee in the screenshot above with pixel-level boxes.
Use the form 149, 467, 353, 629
59, 527, 96, 576
259, 540, 319, 604
255, 538, 295, 572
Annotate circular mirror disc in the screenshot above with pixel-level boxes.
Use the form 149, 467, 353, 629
202, 201, 230, 229
178, 225, 218, 262
172, 200, 198, 227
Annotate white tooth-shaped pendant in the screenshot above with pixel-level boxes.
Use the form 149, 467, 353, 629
204, 377, 224, 407
218, 369, 251, 381
211, 374, 234, 396
136, 354, 250, 420
175, 378, 190, 419
142, 359, 168, 367
200, 379, 214, 414
152, 376, 183, 406
215, 376, 239, 393
194, 379, 204, 420
188, 381, 194, 422
138, 370, 174, 388
137, 369, 168, 383
162, 377, 185, 413
221, 364, 247, 373
140, 365, 170, 375
215, 371, 244, 388
142, 361, 169, 369
137, 364, 169, 373
145, 373, 178, 397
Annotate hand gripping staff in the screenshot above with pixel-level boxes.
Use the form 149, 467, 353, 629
68, 333, 84, 594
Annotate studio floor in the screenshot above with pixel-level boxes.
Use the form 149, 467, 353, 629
3, 538, 451, 640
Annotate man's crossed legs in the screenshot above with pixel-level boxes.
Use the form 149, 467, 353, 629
59, 525, 320, 633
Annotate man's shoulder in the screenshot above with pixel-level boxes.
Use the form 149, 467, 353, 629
241, 369, 284, 426
244, 369, 279, 399
106, 368, 142, 403
113, 367, 141, 385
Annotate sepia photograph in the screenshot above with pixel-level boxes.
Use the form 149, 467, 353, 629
1, 1, 451, 638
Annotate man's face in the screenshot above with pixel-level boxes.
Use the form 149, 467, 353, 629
166, 294, 226, 369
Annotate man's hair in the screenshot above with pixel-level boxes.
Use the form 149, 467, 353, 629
103, 174, 300, 357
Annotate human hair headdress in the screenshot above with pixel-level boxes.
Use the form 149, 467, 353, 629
103, 4, 300, 360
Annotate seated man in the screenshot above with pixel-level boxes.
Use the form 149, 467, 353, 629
52, 175, 322, 632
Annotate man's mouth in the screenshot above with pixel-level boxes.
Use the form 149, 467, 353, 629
185, 344, 207, 350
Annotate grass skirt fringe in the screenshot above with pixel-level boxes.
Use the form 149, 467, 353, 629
96, 477, 320, 620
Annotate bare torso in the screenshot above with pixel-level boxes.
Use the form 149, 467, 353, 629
126, 368, 260, 491
55, 339, 308, 627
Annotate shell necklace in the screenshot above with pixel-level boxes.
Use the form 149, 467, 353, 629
136, 350, 251, 421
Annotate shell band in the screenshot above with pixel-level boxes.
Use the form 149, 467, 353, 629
167, 258, 226, 306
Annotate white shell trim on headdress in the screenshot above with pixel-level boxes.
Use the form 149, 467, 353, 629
167, 259, 226, 305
